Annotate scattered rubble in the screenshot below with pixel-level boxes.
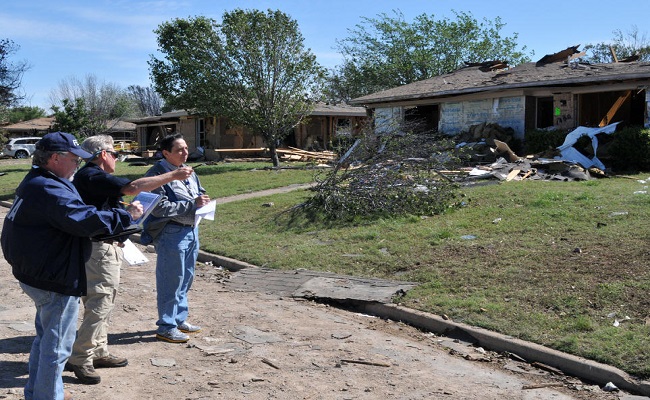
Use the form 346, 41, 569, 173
451, 122, 623, 182
462, 157, 594, 182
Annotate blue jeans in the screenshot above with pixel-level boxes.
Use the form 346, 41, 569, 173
20, 283, 79, 400
154, 223, 199, 333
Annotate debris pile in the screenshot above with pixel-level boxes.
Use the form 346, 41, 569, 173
452, 122, 621, 182
464, 157, 594, 182
454, 122, 520, 164
277, 146, 337, 163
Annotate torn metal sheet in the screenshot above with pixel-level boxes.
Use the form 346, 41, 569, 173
556, 122, 621, 170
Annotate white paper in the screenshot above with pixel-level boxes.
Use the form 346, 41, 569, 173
195, 199, 216, 225
121, 239, 149, 265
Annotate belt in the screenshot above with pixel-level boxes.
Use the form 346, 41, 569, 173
168, 221, 194, 228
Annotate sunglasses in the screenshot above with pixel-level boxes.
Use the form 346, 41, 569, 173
92, 149, 120, 159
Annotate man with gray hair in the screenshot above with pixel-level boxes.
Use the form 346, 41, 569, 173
1, 131, 143, 400
65, 134, 193, 385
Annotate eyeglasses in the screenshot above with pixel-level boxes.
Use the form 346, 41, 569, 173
59, 153, 83, 166
107, 150, 120, 159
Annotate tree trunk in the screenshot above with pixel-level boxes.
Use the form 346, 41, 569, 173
269, 143, 280, 167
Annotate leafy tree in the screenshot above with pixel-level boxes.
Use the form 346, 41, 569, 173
326, 10, 531, 102
51, 98, 105, 137
583, 25, 650, 63
6, 106, 46, 123
150, 10, 326, 166
127, 85, 163, 116
149, 16, 223, 117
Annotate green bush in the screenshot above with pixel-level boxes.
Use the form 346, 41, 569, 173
604, 127, 650, 172
524, 128, 569, 154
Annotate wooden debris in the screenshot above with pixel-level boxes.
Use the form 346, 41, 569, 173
505, 169, 521, 181
340, 359, 391, 367
277, 147, 337, 162
531, 361, 563, 375
261, 357, 280, 369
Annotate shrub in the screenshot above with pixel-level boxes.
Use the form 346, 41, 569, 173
604, 127, 650, 172
524, 128, 569, 155
296, 121, 463, 222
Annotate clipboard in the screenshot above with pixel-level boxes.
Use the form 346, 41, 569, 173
130, 191, 163, 225
92, 191, 162, 241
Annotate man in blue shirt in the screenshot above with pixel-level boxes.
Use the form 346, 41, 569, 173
142, 133, 210, 343
1, 132, 143, 400
67, 134, 192, 385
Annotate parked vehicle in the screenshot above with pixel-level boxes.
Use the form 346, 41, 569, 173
3, 136, 42, 159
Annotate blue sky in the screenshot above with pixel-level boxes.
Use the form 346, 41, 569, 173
3, 0, 650, 111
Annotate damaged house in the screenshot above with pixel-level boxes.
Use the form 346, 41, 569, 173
129, 102, 367, 161
349, 46, 650, 138
348, 46, 650, 179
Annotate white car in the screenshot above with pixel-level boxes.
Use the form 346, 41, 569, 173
3, 136, 42, 159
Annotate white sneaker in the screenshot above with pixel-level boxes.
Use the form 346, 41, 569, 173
156, 327, 189, 343
178, 321, 201, 333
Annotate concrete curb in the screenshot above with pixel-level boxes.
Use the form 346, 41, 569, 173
194, 247, 650, 396
196, 248, 257, 271
360, 303, 650, 397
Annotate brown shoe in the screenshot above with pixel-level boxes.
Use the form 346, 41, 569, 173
70, 364, 101, 385
94, 354, 128, 368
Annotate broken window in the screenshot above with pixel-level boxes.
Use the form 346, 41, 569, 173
403, 104, 439, 133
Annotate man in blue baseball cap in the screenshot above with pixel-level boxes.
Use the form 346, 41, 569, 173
35, 131, 93, 160
1, 131, 143, 400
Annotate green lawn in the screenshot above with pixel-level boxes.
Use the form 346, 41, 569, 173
199, 169, 650, 379
2, 158, 649, 379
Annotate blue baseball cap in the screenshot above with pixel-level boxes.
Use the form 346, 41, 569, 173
36, 132, 93, 159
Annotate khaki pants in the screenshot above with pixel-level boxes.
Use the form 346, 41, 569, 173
69, 242, 123, 366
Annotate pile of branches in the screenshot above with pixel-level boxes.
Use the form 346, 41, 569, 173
298, 125, 467, 222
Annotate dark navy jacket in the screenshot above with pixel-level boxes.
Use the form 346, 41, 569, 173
73, 163, 130, 210
1, 166, 133, 296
